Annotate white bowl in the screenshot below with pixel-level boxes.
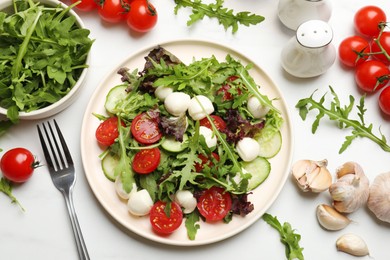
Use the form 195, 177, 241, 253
0, 0, 91, 120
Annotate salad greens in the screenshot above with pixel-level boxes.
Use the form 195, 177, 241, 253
296, 86, 390, 154
98, 46, 283, 239
0, 177, 24, 211
173, 0, 265, 33
0, 0, 93, 127
262, 213, 304, 260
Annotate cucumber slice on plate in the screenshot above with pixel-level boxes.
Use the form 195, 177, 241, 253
256, 130, 282, 158
161, 134, 189, 153
101, 153, 119, 181
104, 85, 127, 114
242, 157, 271, 190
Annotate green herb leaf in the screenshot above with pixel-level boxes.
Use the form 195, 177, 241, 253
185, 211, 200, 240
262, 213, 304, 260
296, 86, 390, 153
0, 177, 24, 211
173, 0, 264, 33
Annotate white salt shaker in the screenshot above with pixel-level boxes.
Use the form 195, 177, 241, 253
280, 20, 336, 78
278, 0, 332, 30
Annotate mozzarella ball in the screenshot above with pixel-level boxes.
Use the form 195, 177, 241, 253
164, 92, 191, 116
236, 137, 260, 162
174, 190, 197, 214
199, 126, 217, 148
127, 188, 154, 216
247, 96, 270, 119
115, 176, 130, 200
188, 95, 214, 120
155, 86, 173, 101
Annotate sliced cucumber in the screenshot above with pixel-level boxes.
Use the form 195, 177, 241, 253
256, 130, 282, 158
161, 134, 189, 153
242, 157, 271, 190
101, 153, 119, 181
104, 85, 127, 114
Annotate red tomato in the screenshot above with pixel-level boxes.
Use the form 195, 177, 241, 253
338, 36, 370, 67
197, 186, 232, 221
355, 60, 390, 92
98, 0, 127, 23
72, 0, 98, 11
199, 115, 227, 131
0, 148, 37, 183
217, 76, 241, 101
95, 117, 124, 146
379, 86, 390, 115
126, 0, 158, 33
131, 113, 162, 144
150, 201, 183, 234
371, 32, 390, 65
354, 6, 386, 38
132, 148, 161, 174
194, 152, 220, 172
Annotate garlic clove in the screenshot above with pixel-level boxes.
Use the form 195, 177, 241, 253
336, 233, 369, 256
367, 172, 390, 223
329, 162, 369, 213
316, 204, 351, 230
291, 159, 332, 192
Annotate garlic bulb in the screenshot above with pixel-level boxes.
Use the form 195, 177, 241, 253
336, 233, 369, 256
291, 159, 332, 192
329, 162, 369, 213
316, 204, 351, 231
367, 172, 390, 223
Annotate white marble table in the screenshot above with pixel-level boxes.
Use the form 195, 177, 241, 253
1, 0, 389, 259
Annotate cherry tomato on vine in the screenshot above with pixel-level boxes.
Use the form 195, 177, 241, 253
0, 148, 38, 183
95, 117, 125, 146
371, 32, 390, 65
338, 36, 370, 67
354, 6, 386, 38
149, 201, 183, 234
126, 0, 158, 33
379, 86, 390, 116
98, 0, 128, 23
197, 186, 232, 221
71, 0, 98, 11
355, 60, 390, 93
132, 148, 161, 174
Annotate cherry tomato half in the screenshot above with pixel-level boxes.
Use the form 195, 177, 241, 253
371, 32, 390, 65
354, 6, 386, 38
132, 148, 161, 174
150, 201, 183, 234
95, 117, 125, 146
98, 0, 128, 23
338, 35, 370, 67
379, 86, 390, 115
197, 186, 232, 221
126, 0, 158, 33
199, 115, 227, 131
194, 152, 220, 173
0, 148, 37, 183
355, 60, 390, 93
72, 0, 98, 11
217, 76, 241, 101
131, 113, 162, 144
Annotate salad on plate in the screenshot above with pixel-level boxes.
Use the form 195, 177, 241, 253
93, 46, 283, 240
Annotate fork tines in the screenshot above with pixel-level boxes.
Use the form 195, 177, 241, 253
37, 120, 73, 172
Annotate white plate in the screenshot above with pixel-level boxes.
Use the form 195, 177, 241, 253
80, 39, 294, 246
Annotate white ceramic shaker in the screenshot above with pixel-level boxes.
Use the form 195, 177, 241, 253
278, 0, 332, 30
280, 20, 336, 78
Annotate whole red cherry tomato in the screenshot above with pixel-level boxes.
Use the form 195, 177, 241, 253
338, 36, 370, 67
0, 148, 38, 183
355, 60, 390, 93
354, 6, 386, 38
126, 0, 158, 33
379, 86, 390, 115
98, 0, 128, 23
371, 32, 390, 65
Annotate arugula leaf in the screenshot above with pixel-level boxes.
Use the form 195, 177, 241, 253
296, 86, 390, 153
0, 177, 24, 211
185, 211, 201, 240
173, 0, 264, 33
262, 213, 304, 260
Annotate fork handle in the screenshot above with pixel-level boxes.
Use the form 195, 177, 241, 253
63, 190, 90, 260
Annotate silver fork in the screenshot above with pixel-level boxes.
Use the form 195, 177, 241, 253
37, 120, 90, 260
